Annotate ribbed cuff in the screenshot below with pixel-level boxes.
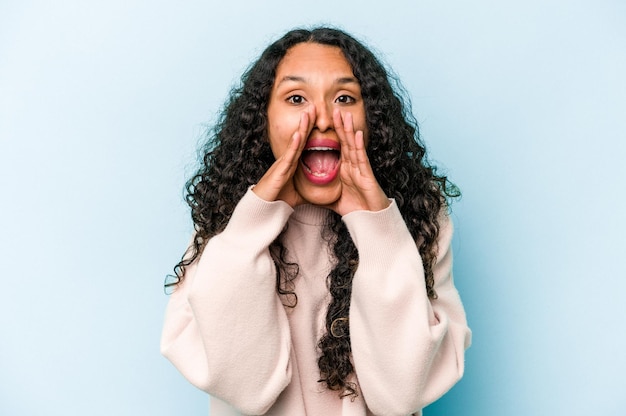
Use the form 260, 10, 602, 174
342, 200, 419, 272
221, 188, 294, 249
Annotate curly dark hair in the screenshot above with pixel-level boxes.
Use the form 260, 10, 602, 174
166, 26, 460, 399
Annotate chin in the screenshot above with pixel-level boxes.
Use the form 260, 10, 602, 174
294, 175, 341, 207
303, 191, 341, 207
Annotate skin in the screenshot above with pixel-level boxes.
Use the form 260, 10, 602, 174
253, 42, 390, 216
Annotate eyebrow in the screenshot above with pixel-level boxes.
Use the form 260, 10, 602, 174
276, 75, 359, 86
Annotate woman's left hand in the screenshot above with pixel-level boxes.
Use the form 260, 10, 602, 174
325, 109, 390, 216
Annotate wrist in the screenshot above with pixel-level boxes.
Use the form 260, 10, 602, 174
367, 194, 391, 212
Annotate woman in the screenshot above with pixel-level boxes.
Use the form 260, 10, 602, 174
161, 27, 471, 416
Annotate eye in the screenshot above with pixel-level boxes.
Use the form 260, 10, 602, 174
336, 95, 356, 104
287, 95, 305, 105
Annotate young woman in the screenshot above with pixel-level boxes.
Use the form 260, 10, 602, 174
161, 27, 471, 416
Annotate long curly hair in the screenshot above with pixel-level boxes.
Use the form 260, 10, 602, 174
166, 27, 460, 399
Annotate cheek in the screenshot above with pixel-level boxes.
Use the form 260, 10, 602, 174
268, 124, 289, 158
267, 113, 285, 155
267, 114, 300, 157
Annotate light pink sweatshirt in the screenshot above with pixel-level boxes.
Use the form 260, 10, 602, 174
161, 189, 471, 416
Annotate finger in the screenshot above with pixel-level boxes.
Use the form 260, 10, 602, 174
297, 110, 312, 153
354, 130, 373, 176
280, 111, 310, 168
272, 131, 301, 178
334, 109, 356, 165
342, 112, 359, 168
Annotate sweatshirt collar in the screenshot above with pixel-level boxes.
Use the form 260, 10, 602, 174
290, 204, 334, 225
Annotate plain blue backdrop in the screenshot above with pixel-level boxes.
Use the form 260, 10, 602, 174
1, 0, 624, 415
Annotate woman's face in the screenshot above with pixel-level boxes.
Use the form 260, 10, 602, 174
267, 42, 368, 206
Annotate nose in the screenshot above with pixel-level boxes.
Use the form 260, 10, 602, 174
313, 101, 333, 132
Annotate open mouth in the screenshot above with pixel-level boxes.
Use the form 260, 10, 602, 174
300, 139, 341, 185
301, 147, 340, 176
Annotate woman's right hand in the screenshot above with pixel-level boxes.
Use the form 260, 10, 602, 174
253, 111, 312, 207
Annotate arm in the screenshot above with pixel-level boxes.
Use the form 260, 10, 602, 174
160, 189, 294, 415
345, 203, 471, 416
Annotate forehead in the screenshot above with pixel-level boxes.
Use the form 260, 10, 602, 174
275, 43, 353, 76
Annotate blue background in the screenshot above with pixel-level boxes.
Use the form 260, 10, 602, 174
1, 0, 624, 414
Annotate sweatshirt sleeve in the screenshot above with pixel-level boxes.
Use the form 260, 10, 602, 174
343, 201, 471, 416
160, 189, 295, 415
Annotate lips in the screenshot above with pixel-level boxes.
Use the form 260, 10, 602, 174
300, 138, 341, 185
